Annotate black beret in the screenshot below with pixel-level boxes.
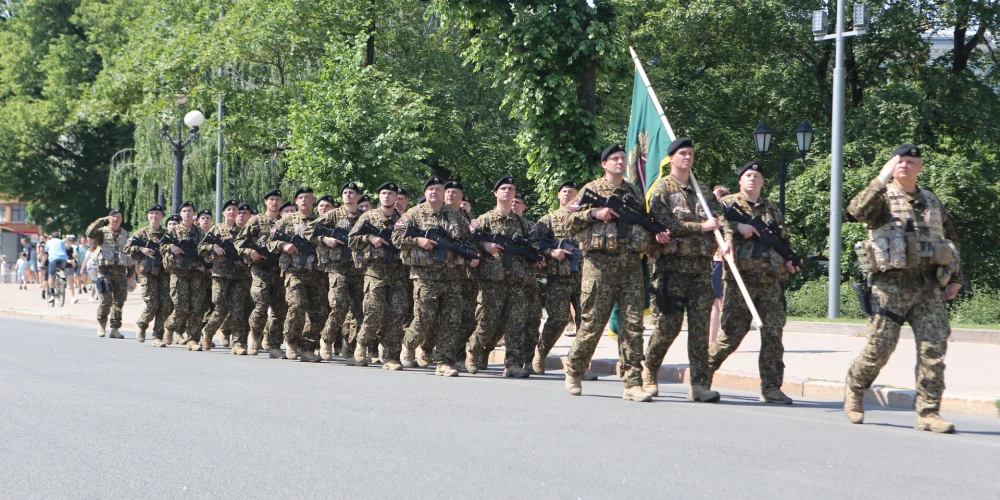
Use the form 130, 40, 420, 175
317, 194, 334, 204
179, 200, 196, 211
147, 204, 165, 214
197, 209, 212, 218
891, 143, 921, 158
341, 182, 360, 193
359, 194, 371, 203
493, 176, 516, 191
222, 199, 238, 210
279, 201, 296, 211
601, 144, 625, 162
397, 186, 409, 197
514, 192, 524, 201
108, 208, 122, 216
166, 214, 180, 223
444, 180, 463, 191
237, 202, 251, 211
666, 137, 694, 156
377, 182, 399, 193
263, 188, 282, 200
737, 160, 764, 180
424, 176, 445, 190
250, 209, 259, 215
462, 195, 469, 202
293, 186, 314, 199
558, 180, 579, 192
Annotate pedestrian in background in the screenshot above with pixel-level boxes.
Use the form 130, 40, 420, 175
710, 185, 730, 343
16, 253, 28, 289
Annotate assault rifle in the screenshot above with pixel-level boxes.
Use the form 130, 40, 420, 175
722, 204, 802, 268
313, 224, 352, 260
402, 225, 480, 263
201, 232, 240, 269
272, 230, 316, 266
577, 189, 668, 238
471, 228, 544, 269
128, 236, 163, 270
353, 220, 399, 263
536, 238, 583, 273
160, 234, 205, 269
237, 238, 279, 270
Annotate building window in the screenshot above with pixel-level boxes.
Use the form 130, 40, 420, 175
0, 205, 7, 222
11, 204, 26, 223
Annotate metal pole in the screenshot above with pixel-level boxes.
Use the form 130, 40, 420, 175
778, 151, 787, 215
215, 8, 224, 223
172, 120, 184, 215
828, 0, 846, 318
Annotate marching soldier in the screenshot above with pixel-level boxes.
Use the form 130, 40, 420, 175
314, 182, 365, 362
199, 200, 251, 354
317, 194, 339, 215
393, 176, 480, 376
163, 214, 180, 345
707, 161, 798, 404
269, 187, 325, 362
645, 138, 727, 402
126, 204, 169, 345
563, 144, 670, 402
196, 209, 218, 346
85, 209, 136, 339
236, 189, 288, 358
444, 181, 478, 371
844, 144, 962, 433
347, 182, 408, 370
511, 191, 544, 370
530, 181, 582, 374
161, 201, 208, 350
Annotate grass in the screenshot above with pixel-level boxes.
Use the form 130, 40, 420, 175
788, 316, 1000, 330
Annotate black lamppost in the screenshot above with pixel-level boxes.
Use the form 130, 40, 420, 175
160, 109, 206, 214
752, 120, 814, 214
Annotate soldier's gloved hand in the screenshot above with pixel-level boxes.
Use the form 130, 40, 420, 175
737, 223, 760, 239
323, 236, 340, 248
213, 244, 225, 256
655, 230, 671, 244
943, 282, 961, 300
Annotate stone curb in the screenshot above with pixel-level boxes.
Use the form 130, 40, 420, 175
785, 321, 1000, 345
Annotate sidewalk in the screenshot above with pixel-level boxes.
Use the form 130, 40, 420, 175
2, 282, 998, 417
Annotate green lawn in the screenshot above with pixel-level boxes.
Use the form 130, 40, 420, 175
788, 316, 1000, 330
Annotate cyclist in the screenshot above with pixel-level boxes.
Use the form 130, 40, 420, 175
45, 233, 69, 304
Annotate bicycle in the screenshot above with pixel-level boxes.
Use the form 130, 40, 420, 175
50, 268, 67, 307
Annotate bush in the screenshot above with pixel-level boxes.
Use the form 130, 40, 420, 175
948, 286, 1000, 325
785, 276, 866, 320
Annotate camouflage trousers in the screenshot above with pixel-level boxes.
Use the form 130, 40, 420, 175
647, 269, 714, 388
199, 273, 214, 332
137, 272, 172, 339
537, 274, 581, 360
321, 265, 364, 350
96, 266, 128, 329
166, 270, 207, 340
454, 278, 479, 363
356, 275, 408, 364
708, 279, 786, 392
202, 276, 250, 347
566, 254, 645, 387
314, 273, 332, 349
470, 280, 530, 369
249, 267, 287, 350
846, 277, 950, 414
283, 272, 327, 352
403, 278, 463, 365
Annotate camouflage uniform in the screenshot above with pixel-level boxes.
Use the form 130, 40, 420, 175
707, 193, 790, 393
646, 173, 724, 391
160, 224, 207, 341
349, 208, 408, 364
531, 208, 582, 363
86, 218, 132, 330
455, 207, 479, 367
845, 178, 962, 415
268, 212, 325, 357
313, 206, 364, 358
199, 222, 251, 351
126, 225, 171, 340
235, 213, 287, 352
564, 178, 652, 387
468, 209, 535, 371
392, 202, 474, 368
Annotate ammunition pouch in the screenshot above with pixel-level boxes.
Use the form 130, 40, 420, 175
95, 277, 109, 294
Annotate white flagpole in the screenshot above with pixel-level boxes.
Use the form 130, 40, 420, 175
629, 46, 764, 328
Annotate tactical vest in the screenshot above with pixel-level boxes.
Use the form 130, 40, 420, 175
854, 184, 958, 285
542, 210, 580, 277
277, 215, 318, 274
98, 228, 132, 268
655, 189, 714, 258
399, 207, 468, 269
134, 227, 165, 276
576, 181, 651, 255
353, 213, 402, 270
727, 197, 789, 280
476, 212, 534, 284
317, 208, 357, 268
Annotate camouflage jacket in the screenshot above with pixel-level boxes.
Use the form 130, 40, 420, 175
532, 207, 580, 277
314, 205, 361, 272
566, 177, 650, 256
159, 223, 205, 274
719, 192, 790, 282
199, 221, 248, 279
235, 212, 282, 279
268, 211, 319, 275
348, 207, 406, 281
125, 225, 166, 276
86, 218, 132, 269
472, 208, 534, 283
648, 173, 724, 273
391, 202, 472, 281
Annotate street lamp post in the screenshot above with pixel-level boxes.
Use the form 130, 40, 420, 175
751, 120, 814, 214
160, 110, 206, 214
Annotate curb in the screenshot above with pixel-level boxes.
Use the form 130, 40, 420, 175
785, 321, 1000, 345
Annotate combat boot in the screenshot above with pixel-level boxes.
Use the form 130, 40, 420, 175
221, 334, 231, 348
200, 336, 212, 351
299, 349, 321, 363
231, 343, 247, 356
641, 365, 659, 397
383, 361, 403, 371
565, 373, 583, 396
164, 330, 174, 345
136, 329, 146, 343
436, 363, 459, 377
368, 344, 380, 364
455, 358, 469, 372
346, 344, 369, 367
476, 352, 489, 370
503, 366, 530, 378
152, 338, 166, 348
285, 346, 299, 361
400, 347, 417, 368
760, 388, 793, 405
319, 339, 333, 361
844, 387, 865, 424
269, 348, 284, 359
96, 325, 107, 338
688, 385, 721, 403
109, 328, 124, 339
416, 347, 432, 368
531, 347, 545, 375
915, 411, 954, 434
260, 337, 270, 350
247, 337, 259, 356
464, 349, 479, 375
623, 386, 653, 402
582, 371, 600, 381
186, 339, 202, 351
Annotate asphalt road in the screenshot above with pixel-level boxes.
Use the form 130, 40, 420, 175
2, 317, 999, 499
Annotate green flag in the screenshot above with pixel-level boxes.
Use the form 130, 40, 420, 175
625, 69, 674, 199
